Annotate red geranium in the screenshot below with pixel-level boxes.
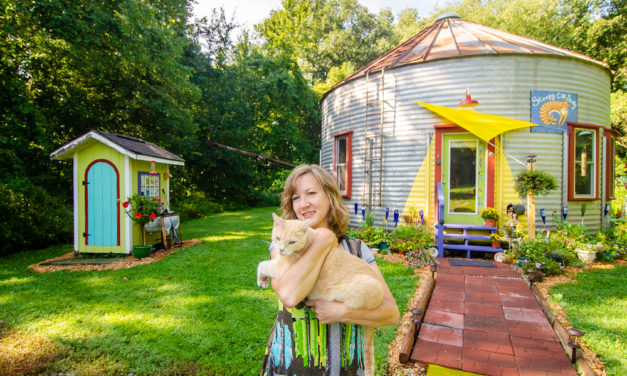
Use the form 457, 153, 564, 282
134, 212, 142, 218
157, 197, 161, 203
149, 213, 157, 220
122, 201, 129, 208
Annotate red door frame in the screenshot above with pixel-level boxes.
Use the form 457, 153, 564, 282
84, 159, 121, 246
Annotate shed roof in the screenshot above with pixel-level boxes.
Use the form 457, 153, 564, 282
330, 13, 607, 92
50, 130, 185, 166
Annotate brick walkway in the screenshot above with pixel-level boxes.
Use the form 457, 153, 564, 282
410, 258, 577, 376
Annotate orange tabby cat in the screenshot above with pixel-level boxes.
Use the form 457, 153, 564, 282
257, 213, 383, 375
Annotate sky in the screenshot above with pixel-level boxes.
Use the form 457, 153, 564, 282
192, 0, 444, 31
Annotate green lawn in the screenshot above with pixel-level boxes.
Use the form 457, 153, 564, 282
549, 266, 627, 376
0, 207, 418, 375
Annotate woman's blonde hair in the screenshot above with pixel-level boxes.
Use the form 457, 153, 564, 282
281, 164, 349, 238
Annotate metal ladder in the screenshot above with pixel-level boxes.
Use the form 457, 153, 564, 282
363, 69, 388, 209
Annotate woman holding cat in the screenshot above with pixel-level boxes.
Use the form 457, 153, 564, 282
261, 164, 399, 376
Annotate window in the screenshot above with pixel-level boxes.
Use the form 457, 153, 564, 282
334, 132, 352, 198
138, 172, 160, 198
606, 130, 617, 200
568, 124, 599, 200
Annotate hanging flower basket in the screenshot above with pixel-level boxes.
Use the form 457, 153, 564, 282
514, 170, 557, 197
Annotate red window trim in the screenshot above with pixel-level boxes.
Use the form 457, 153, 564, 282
434, 124, 495, 210
567, 122, 600, 201
84, 159, 121, 246
605, 128, 619, 200
333, 131, 352, 198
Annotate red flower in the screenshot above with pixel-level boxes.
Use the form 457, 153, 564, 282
134, 213, 142, 218
122, 201, 129, 208
157, 197, 161, 203
149, 213, 157, 220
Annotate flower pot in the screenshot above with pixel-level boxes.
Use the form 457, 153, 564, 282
133, 245, 152, 259
491, 241, 501, 249
576, 248, 596, 264
484, 218, 497, 227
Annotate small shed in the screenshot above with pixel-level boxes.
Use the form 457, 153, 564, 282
50, 130, 185, 254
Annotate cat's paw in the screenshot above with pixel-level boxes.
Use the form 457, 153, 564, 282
257, 275, 270, 288
257, 262, 270, 288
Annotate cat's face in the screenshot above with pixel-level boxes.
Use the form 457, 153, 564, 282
272, 213, 309, 256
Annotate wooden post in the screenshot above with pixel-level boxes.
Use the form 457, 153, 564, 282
142, 226, 146, 246
527, 155, 536, 240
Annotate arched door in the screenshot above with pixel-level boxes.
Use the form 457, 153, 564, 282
85, 160, 119, 246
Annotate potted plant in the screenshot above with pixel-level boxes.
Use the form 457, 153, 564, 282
574, 242, 596, 264
490, 233, 502, 249
514, 170, 557, 197
123, 194, 163, 258
480, 207, 500, 227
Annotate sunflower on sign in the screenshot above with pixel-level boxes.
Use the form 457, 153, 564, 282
122, 194, 163, 227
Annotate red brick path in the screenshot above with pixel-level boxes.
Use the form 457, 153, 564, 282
410, 258, 577, 376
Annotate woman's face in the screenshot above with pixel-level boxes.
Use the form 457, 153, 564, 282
292, 172, 331, 230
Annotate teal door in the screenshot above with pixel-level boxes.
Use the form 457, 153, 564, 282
86, 161, 119, 246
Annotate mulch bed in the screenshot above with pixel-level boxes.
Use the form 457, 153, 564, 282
375, 253, 429, 376
29, 239, 202, 273
534, 259, 627, 376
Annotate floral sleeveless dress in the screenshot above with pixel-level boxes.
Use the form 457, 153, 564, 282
261, 239, 375, 376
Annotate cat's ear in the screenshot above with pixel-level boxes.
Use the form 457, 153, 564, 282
272, 212, 283, 225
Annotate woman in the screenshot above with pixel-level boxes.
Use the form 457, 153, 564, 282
261, 164, 399, 375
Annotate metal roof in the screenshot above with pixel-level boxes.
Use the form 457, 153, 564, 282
50, 129, 185, 165
331, 13, 607, 90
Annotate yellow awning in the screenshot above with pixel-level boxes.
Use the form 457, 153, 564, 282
416, 101, 536, 142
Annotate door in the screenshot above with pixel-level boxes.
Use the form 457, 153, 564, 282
85, 160, 119, 246
441, 133, 487, 224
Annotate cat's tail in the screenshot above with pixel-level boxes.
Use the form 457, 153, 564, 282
363, 326, 375, 376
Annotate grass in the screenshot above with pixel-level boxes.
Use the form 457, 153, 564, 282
549, 266, 627, 376
0, 207, 418, 375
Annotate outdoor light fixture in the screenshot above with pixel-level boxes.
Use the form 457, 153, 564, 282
430, 260, 438, 279
458, 88, 479, 107
410, 308, 423, 340
567, 328, 583, 364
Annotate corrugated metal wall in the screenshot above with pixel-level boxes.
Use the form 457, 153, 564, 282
321, 54, 611, 231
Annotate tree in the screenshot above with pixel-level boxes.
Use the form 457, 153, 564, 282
256, 0, 397, 87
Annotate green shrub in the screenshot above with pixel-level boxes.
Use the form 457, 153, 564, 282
512, 239, 562, 275
348, 225, 389, 247
171, 191, 224, 220
0, 184, 72, 256
389, 225, 433, 253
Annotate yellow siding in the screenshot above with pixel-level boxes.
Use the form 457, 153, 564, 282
130, 160, 168, 247
77, 143, 126, 253
496, 137, 525, 232
402, 134, 435, 225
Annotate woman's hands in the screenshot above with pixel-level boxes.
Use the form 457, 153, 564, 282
306, 264, 400, 328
